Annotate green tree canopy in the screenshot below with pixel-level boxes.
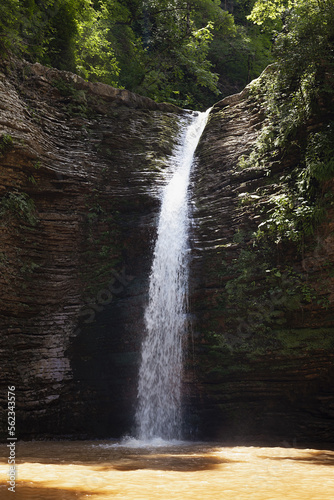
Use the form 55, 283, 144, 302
0, 0, 274, 108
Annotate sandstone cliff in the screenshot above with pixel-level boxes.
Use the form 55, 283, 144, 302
0, 59, 186, 439
1, 59, 333, 444
189, 87, 334, 444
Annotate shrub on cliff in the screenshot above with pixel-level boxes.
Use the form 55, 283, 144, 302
243, 0, 334, 244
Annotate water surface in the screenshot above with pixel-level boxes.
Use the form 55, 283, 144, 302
1, 440, 333, 499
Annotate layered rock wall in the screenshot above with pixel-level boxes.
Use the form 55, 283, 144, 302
189, 90, 334, 444
0, 60, 186, 439
1, 60, 333, 444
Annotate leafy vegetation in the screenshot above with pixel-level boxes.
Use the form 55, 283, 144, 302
239, 0, 334, 244
0, 133, 14, 155
202, 1, 334, 354
0, 0, 273, 108
223, 246, 325, 337
0, 191, 39, 227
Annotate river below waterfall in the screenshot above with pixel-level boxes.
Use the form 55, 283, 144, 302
1, 440, 333, 499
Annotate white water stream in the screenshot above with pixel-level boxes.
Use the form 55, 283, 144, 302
135, 109, 210, 440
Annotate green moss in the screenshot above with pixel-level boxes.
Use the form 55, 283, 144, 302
217, 238, 331, 349
277, 327, 334, 351
20, 260, 40, 275
0, 133, 14, 155
0, 251, 9, 267
52, 78, 81, 98
52, 79, 88, 117
79, 193, 124, 296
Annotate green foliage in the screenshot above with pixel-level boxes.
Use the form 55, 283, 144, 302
209, 17, 273, 94
0, 133, 14, 155
247, 0, 291, 30
222, 245, 329, 349
304, 124, 334, 184
39, 0, 87, 70
0, 1, 20, 54
28, 175, 38, 185
0, 1, 79, 64
6, 0, 331, 109
250, 0, 334, 92
216, 0, 334, 355
0, 191, 38, 226
240, 0, 334, 244
0, 0, 273, 108
74, 2, 120, 85
136, 20, 220, 107
255, 193, 326, 244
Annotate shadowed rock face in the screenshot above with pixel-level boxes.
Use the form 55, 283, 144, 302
0, 60, 186, 439
188, 91, 334, 445
1, 60, 334, 444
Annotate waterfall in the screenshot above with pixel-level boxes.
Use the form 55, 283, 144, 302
135, 109, 210, 441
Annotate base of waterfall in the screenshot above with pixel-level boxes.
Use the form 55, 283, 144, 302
1, 440, 333, 500
96, 436, 188, 449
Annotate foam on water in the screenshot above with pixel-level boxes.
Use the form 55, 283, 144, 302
97, 436, 187, 449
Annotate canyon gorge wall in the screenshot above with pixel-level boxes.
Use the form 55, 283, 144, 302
0, 60, 333, 444
0, 59, 186, 439
189, 89, 334, 444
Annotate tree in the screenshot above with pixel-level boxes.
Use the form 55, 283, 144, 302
0, 0, 276, 108
75, 1, 120, 85
208, 0, 272, 96
0, 0, 21, 54
107, 0, 225, 107
247, 0, 293, 30
0, 0, 93, 70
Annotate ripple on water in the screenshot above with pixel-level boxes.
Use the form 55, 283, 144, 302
0, 441, 334, 500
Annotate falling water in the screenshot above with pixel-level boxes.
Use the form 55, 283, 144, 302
136, 109, 210, 441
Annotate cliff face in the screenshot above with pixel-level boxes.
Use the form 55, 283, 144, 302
0, 59, 186, 439
1, 60, 334, 444
189, 89, 334, 444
